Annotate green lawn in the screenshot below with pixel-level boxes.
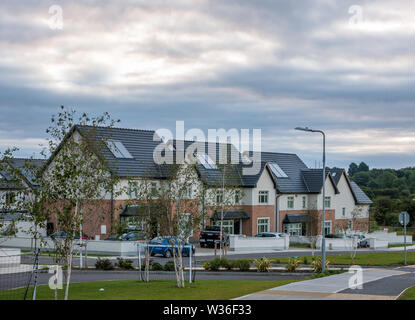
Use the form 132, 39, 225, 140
271, 252, 415, 266
0, 279, 297, 300
399, 286, 415, 300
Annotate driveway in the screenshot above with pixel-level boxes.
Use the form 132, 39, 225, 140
235, 265, 415, 300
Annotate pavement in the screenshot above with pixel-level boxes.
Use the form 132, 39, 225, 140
235, 265, 415, 300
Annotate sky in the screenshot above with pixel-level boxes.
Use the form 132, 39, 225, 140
1, 0, 415, 170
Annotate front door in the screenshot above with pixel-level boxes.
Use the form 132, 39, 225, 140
234, 220, 240, 235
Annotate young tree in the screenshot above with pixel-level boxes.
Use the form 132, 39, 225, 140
306, 209, 321, 256
40, 106, 120, 300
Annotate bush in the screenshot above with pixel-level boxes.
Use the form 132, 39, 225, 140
311, 257, 331, 273
253, 257, 270, 272
204, 258, 231, 271
116, 258, 134, 270
303, 256, 308, 265
140, 258, 154, 271
231, 259, 251, 271
285, 258, 301, 272
163, 260, 175, 271
95, 258, 114, 270
151, 262, 164, 271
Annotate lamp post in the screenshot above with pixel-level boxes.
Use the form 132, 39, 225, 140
295, 127, 327, 273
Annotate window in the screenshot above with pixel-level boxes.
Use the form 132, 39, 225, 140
151, 182, 158, 196
128, 181, 139, 199
216, 190, 223, 204
5, 192, 15, 206
324, 221, 332, 235
287, 196, 294, 209
235, 190, 241, 204
302, 196, 307, 209
342, 207, 346, 217
258, 191, 269, 204
216, 220, 234, 235
105, 139, 133, 159
324, 196, 331, 208
197, 153, 218, 170
257, 218, 270, 233
348, 220, 353, 230
183, 186, 192, 198
283, 223, 302, 236
268, 162, 288, 178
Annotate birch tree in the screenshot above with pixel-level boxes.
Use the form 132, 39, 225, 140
41, 106, 120, 300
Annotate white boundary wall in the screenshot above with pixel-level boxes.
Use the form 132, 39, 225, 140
0, 237, 142, 256
229, 235, 289, 251
368, 231, 412, 245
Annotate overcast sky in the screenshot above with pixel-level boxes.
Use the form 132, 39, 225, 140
1, 0, 415, 169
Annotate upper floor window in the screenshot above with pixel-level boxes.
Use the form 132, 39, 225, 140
324, 196, 331, 208
151, 182, 158, 196
128, 181, 139, 199
235, 190, 241, 205
287, 196, 294, 209
342, 207, 346, 217
183, 186, 192, 199
216, 190, 223, 204
302, 196, 307, 209
258, 191, 269, 204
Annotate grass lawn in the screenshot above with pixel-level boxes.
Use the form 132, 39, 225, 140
0, 279, 297, 300
399, 286, 415, 300
271, 252, 415, 266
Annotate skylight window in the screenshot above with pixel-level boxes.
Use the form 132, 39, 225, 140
268, 162, 288, 178
105, 139, 133, 159
197, 153, 218, 170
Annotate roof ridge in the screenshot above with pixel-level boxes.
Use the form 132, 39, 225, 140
76, 124, 156, 133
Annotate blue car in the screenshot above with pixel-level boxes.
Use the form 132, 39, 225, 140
148, 236, 195, 258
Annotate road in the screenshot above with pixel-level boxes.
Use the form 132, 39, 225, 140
0, 269, 309, 292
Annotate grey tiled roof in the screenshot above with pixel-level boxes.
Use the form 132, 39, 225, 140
70, 126, 372, 205
350, 181, 373, 204
0, 158, 44, 188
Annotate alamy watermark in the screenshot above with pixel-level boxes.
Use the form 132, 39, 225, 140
48, 5, 63, 30
152, 121, 262, 176
48, 265, 63, 290
348, 265, 363, 290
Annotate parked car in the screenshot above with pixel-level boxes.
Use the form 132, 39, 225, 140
325, 233, 343, 239
255, 232, 285, 238
357, 235, 369, 248
121, 231, 146, 241
44, 231, 92, 240
105, 234, 122, 241
149, 236, 195, 258
199, 226, 229, 248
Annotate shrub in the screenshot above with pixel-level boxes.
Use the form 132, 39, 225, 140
203, 262, 211, 270
303, 256, 308, 265
151, 262, 164, 271
116, 258, 134, 270
231, 259, 251, 271
95, 258, 114, 270
140, 258, 154, 271
285, 258, 301, 272
311, 257, 331, 273
253, 257, 270, 272
163, 260, 175, 271
208, 258, 222, 271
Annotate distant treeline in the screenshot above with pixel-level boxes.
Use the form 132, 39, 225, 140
348, 162, 415, 227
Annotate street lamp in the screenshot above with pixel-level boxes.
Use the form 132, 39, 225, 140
295, 127, 327, 273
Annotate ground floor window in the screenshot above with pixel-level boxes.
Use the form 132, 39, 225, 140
257, 218, 270, 234
215, 220, 234, 235
283, 223, 303, 236
348, 220, 353, 230
324, 221, 332, 235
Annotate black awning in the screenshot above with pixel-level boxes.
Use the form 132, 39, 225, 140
211, 210, 250, 220
282, 213, 309, 224
119, 204, 147, 217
